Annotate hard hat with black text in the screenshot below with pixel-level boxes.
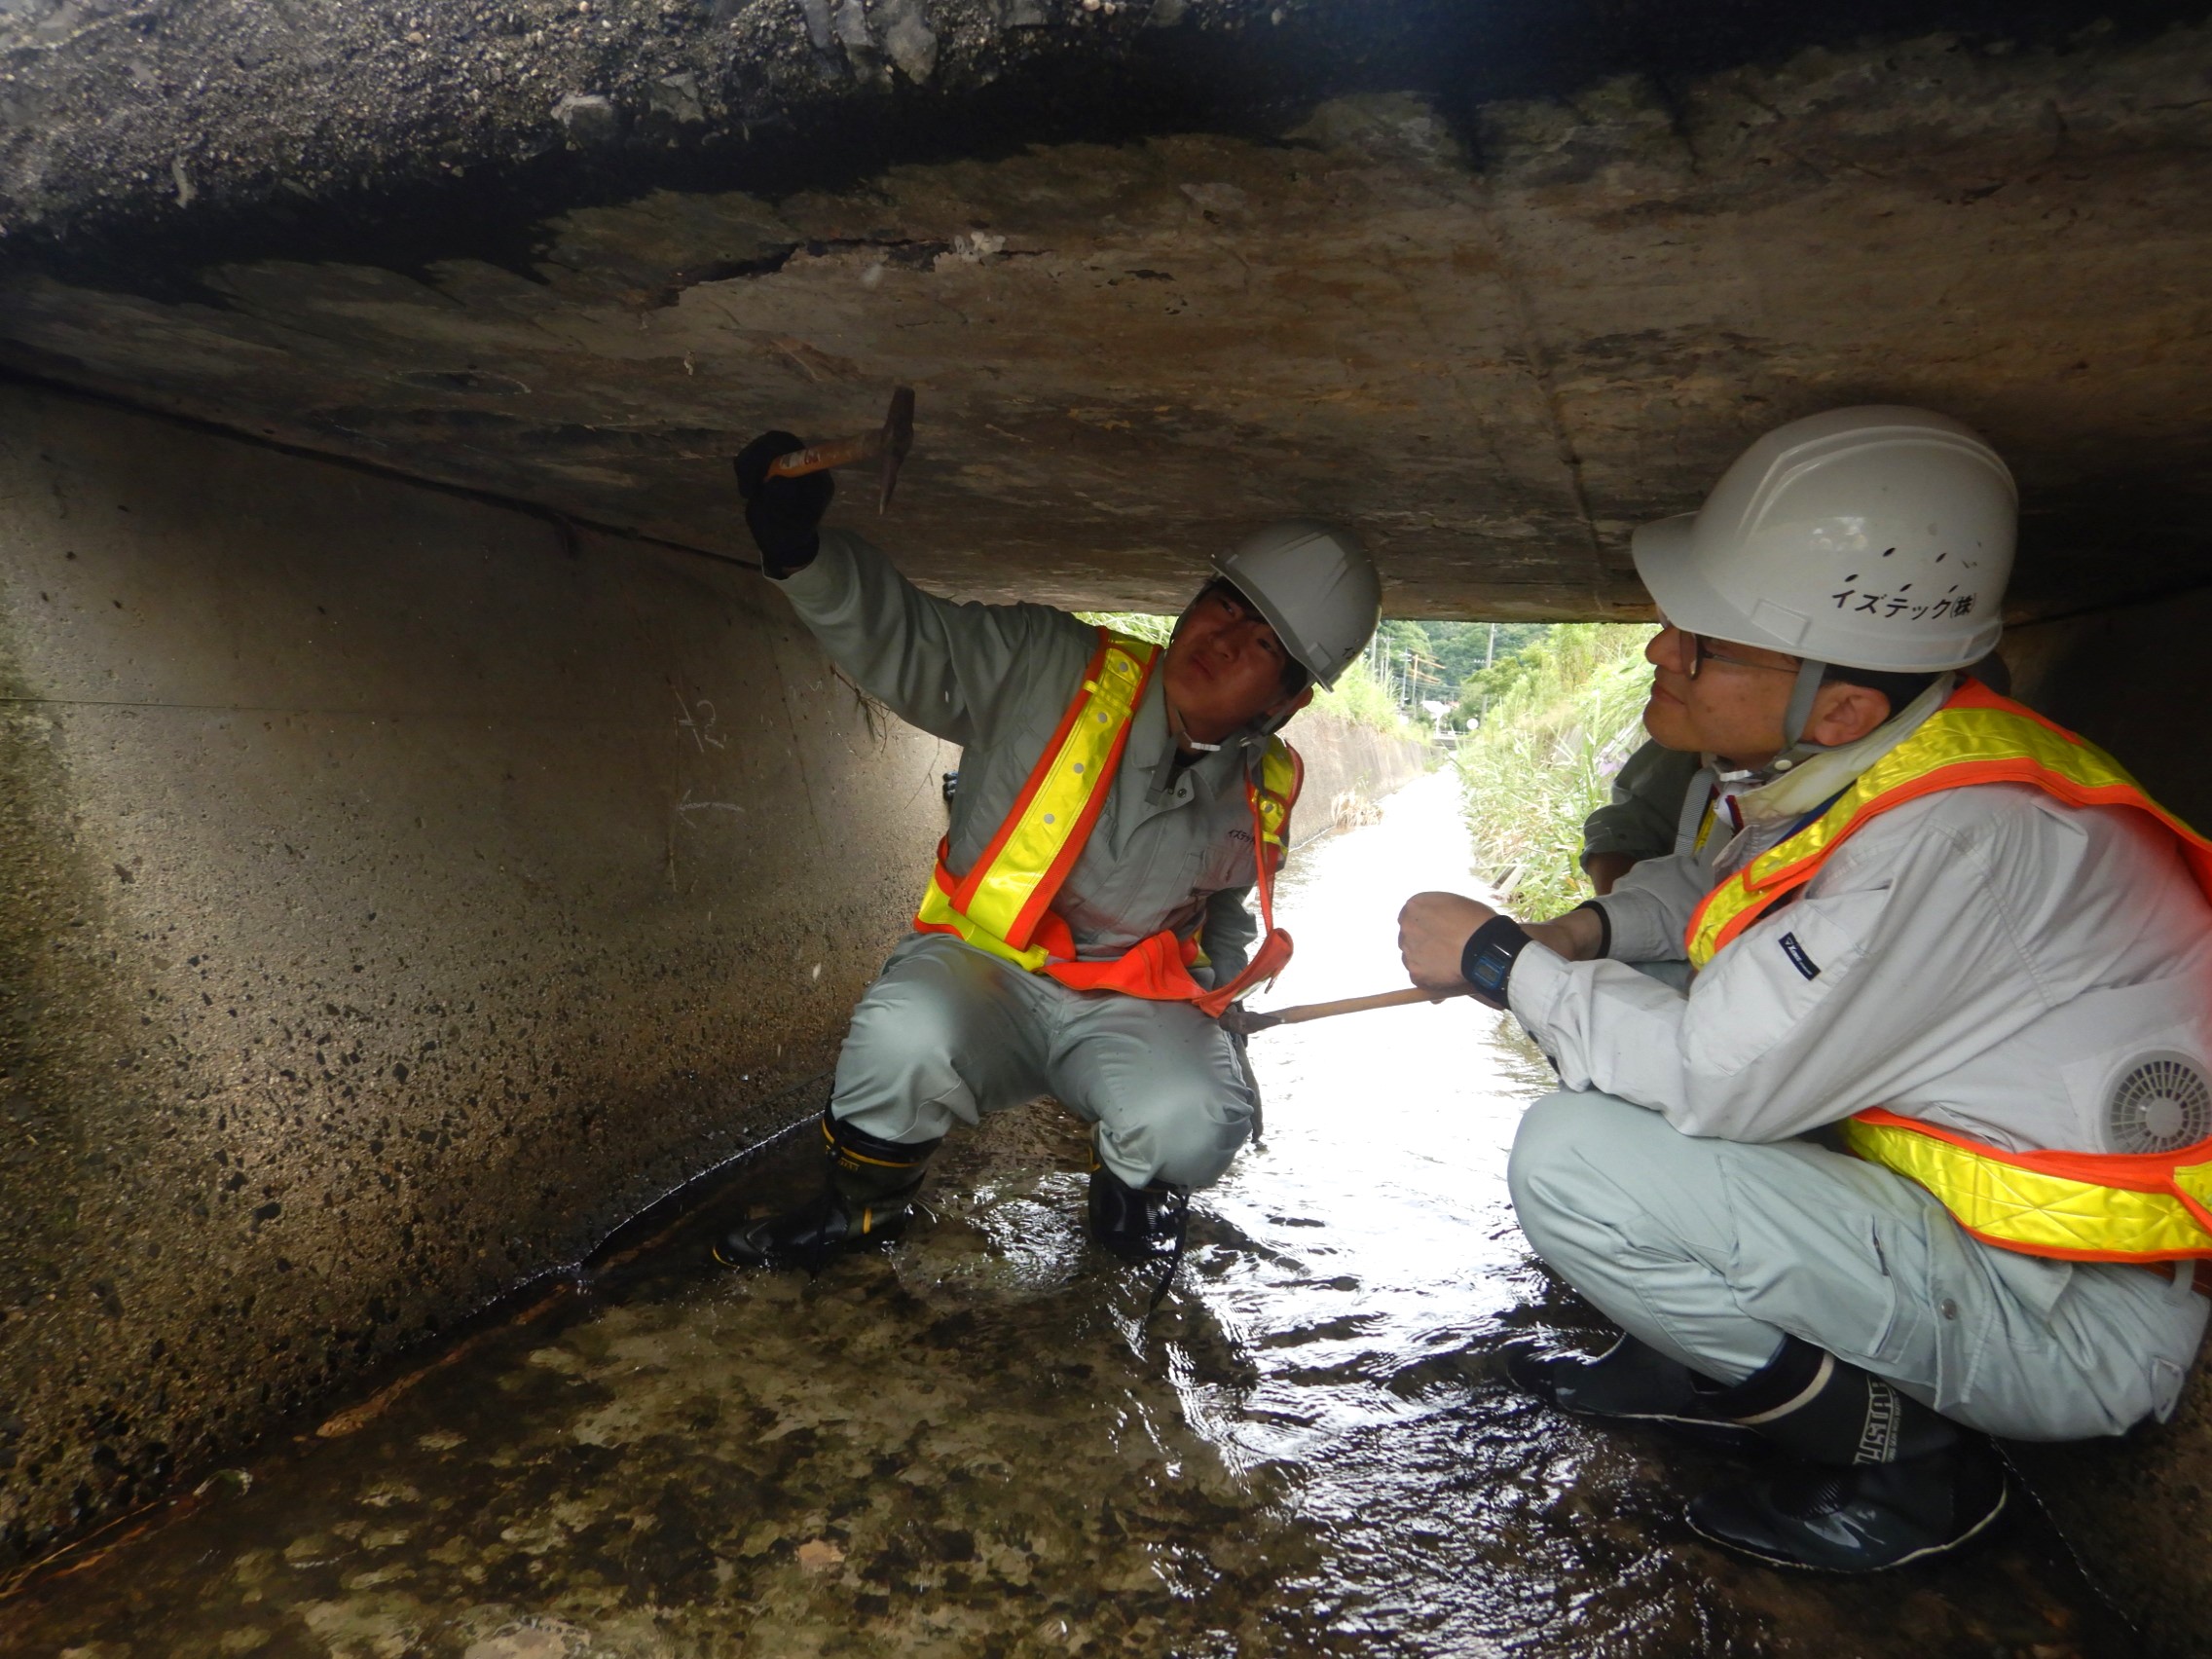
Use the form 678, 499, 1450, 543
1633, 407, 2016, 674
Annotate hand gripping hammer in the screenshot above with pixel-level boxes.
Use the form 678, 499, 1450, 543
765, 387, 916, 514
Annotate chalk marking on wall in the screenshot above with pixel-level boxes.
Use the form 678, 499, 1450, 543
673, 688, 726, 752
676, 788, 745, 819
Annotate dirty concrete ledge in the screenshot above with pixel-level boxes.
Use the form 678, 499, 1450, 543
9, 6, 2212, 622
9, 0, 2198, 261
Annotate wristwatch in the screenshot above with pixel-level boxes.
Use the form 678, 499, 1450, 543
1460, 915, 1534, 1010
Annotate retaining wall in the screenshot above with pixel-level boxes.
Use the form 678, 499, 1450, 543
1279, 709, 1433, 844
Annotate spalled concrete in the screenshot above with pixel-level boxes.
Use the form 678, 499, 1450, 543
0, 380, 951, 1566
4, 8, 2212, 619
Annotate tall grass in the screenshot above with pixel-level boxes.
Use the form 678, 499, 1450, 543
1075, 609, 1176, 646
1456, 623, 1658, 919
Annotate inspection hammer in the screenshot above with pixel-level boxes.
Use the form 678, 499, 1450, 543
1218, 984, 1473, 1037
765, 387, 916, 514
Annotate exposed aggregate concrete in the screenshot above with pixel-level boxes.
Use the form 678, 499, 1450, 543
5, 13, 2212, 620
0, 0, 1396, 247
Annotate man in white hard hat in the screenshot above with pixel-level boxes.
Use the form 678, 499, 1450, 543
1400, 406, 2212, 1572
716, 428, 1382, 1275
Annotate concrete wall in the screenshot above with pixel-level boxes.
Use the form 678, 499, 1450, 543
1278, 709, 1433, 845
1996, 591, 2212, 1656
0, 384, 951, 1566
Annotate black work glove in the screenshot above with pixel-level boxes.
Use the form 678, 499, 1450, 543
732, 430, 834, 578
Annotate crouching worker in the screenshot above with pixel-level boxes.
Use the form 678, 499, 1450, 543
1398, 406, 2212, 1573
716, 430, 1381, 1273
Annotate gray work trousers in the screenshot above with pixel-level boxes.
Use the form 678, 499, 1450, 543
828, 934, 1255, 1190
1508, 1088, 2210, 1442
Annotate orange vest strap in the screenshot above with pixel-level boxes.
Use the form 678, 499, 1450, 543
913, 626, 1301, 1011
1685, 681, 2212, 967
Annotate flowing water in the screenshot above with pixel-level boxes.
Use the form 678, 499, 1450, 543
2, 771, 2129, 1657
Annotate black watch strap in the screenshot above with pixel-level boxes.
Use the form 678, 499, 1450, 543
1460, 915, 1533, 1010
1571, 899, 1612, 960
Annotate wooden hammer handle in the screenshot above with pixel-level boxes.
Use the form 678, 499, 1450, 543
1266, 984, 1470, 1025
767, 431, 880, 478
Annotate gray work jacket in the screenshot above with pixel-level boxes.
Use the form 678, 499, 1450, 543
1581, 739, 1708, 867
1519, 718, 2212, 1156
779, 529, 1273, 980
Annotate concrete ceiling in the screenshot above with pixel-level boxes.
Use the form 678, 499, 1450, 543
3, 0, 2210, 617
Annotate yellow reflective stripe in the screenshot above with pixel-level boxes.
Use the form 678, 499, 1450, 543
1256, 738, 1295, 850
960, 637, 1153, 942
915, 871, 1053, 970
1843, 1117, 2212, 1258
1689, 703, 2157, 968
2176, 1160, 2212, 1213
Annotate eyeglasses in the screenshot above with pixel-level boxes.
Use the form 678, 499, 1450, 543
1656, 617, 1800, 681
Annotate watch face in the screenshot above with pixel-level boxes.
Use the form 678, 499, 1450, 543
1471, 943, 1512, 993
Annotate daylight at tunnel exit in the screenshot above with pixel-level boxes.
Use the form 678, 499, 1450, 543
3, 1, 2212, 1655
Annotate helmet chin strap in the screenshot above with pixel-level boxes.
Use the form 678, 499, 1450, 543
1246, 695, 1304, 742
1168, 703, 1224, 754
1767, 657, 1831, 775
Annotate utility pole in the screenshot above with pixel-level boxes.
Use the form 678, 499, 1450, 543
1485, 621, 1496, 670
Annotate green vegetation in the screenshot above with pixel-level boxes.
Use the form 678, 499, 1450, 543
1368, 620, 1548, 713
1456, 623, 1658, 918
1075, 609, 1176, 646
1447, 624, 1559, 731
1309, 652, 1420, 738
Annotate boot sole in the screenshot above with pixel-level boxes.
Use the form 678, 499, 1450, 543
1684, 1481, 2009, 1573
1502, 1348, 1764, 1454
710, 1218, 911, 1272
1580, 1410, 1766, 1456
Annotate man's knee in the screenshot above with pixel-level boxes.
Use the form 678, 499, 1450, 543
1101, 1082, 1251, 1190
1507, 1090, 1621, 1223
843, 970, 969, 1074
832, 944, 1030, 1139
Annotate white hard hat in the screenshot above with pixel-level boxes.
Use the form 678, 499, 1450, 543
1211, 520, 1382, 688
1634, 406, 2016, 674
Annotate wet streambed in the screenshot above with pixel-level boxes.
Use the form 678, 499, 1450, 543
2, 772, 2129, 1657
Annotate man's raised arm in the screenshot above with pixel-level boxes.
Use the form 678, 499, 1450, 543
735, 429, 1088, 747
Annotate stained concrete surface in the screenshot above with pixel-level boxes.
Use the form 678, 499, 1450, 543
0, 775, 2137, 1657
0, 381, 951, 1567
1975, 599, 2212, 1656
6, 13, 2212, 618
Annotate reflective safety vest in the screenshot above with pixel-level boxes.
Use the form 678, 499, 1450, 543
1684, 678, 2212, 1263
913, 629, 1302, 1019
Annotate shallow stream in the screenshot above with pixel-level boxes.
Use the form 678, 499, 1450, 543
2, 771, 2128, 1657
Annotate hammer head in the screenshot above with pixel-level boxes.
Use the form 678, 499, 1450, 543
1215, 1004, 1281, 1037
876, 386, 916, 513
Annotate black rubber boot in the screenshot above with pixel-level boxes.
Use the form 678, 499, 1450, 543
1503, 1334, 1765, 1454
711, 1110, 940, 1272
1087, 1162, 1190, 1264
1684, 1336, 2009, 1572
1088, 1158, 1194, 1314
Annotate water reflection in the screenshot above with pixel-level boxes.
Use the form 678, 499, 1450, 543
0, 774, 2126, 1658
